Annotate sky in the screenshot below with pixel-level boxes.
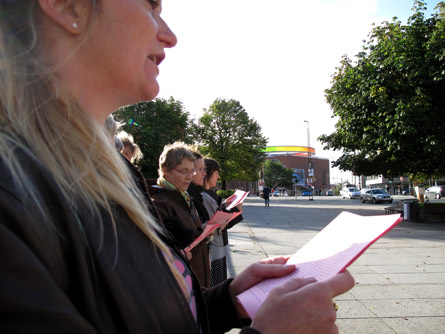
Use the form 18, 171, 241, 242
156, 0, 441, 183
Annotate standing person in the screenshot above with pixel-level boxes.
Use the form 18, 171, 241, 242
187, 150, 210, 225
150, 142, 211, 287
0, 1, 355, 333
262, 186, 271, 207
118, 131, 144, 164
104, 115, 124, 150
202, 158, 243, 286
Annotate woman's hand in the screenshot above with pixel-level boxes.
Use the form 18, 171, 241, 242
228, 257, 295, 318
251, 271, 355, 334
235, 203, 243, 213
183, 249, 192, 260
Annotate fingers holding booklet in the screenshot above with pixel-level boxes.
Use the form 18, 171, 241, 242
251, 271, 354, 334
230, 211, 402, 333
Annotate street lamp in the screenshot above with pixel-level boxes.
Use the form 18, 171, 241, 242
304, 120, 313, 201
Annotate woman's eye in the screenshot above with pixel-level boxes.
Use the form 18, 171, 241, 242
148, 0, 160, 10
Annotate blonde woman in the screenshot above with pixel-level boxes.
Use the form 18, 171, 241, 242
0, 1, 354, 333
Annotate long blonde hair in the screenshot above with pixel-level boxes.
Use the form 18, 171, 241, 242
0, 1, 186, 291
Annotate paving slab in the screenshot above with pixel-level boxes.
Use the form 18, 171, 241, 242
382, 317, 445, 334
400, 284, 445, 299
350, 285, 418, 300
337, 318, 396, 334
360, 299, 445, 317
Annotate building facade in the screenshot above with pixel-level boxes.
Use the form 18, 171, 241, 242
265, 155, 330, 193
261, 146, 330, 194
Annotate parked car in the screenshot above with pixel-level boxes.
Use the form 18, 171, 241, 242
273, 191, 280, 197
323, 190, 333, 196
340, 187, 361, 199
302, 190, 312, 196
360, 188, 393, 204
425, 186, 444, 199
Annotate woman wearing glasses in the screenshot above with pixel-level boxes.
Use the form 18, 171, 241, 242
150, 142, 211, 287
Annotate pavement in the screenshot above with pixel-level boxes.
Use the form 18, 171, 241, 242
226, 195, 445, 334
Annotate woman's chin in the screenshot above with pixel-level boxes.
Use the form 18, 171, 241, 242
134, 81, 159, 104
143, 84, 159, 102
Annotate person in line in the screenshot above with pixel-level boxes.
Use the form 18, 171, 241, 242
187, 150, 210, 226
262, 186, 271, 207
118, 131, 144, 164
104, 115, 124, 151
150, 142, 211, 287
0, 1, 355, 333
203, 158, 243, 286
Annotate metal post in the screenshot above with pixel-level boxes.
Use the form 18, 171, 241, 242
304, 120, 313, 201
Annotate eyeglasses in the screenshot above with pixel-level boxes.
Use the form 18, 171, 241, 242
173, 168, 197, 176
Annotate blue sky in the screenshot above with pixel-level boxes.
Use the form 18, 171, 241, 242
378, 0, 440, 21
158, 0, 441, 182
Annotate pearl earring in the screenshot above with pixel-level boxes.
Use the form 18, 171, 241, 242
72, 22, 78, 29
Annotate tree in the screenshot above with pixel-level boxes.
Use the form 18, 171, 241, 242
263, 160, 294, 190
115, 98, 191, 178
192, 98, 268, 189
319, 1, 445, 179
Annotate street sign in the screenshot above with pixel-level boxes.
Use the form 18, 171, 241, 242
400, 176, 404, 181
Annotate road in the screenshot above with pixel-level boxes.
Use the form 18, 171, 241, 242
226, 195, 445, 333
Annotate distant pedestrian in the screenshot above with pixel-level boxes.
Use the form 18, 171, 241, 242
263, 186, 271, 206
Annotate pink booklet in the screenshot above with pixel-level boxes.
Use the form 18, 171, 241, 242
237, 211, 403, 319
225, 190, 249, 211
184, 211, 242, 252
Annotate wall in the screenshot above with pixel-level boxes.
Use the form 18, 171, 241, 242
265, 155, 330, 192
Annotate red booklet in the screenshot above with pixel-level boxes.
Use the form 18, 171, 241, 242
237, 211, 403, 319
184, 211, 242, 252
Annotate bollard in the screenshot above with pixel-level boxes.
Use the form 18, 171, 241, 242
403, 202, 410, 220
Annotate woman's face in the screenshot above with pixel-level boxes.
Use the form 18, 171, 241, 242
163, 158, 195, 192
208, 170, 220, 188
62, 0, 177, 119
192, 159, 206, 186
122, 145, 133, 162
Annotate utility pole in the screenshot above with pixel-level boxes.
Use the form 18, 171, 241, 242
304, 120, 314, 201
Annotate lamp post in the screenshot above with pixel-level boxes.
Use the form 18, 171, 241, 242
304, 120, 313, 201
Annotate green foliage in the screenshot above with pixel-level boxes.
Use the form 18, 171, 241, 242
263, 160, 294, 189
115, 98, 191, 178
320, 1, 445, 178
192, 98, 268, 189
216, 189, 235, 199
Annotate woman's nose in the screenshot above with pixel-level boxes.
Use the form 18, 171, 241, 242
157, 16, 177, 48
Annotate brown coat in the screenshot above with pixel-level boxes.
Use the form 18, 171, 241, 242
150, 186, 211, 288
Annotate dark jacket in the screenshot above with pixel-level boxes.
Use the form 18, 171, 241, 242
188, 182, 210, 224
149, 184, 211, 288
0, 146, 256, 334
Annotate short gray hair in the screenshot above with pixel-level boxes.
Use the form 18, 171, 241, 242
158, 142, 195, 178
104, 115, 122, 137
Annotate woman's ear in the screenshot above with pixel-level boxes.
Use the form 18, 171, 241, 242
38, 0, 86, 35
161, 167, 169, 178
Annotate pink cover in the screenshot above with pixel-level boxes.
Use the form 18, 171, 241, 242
185, 211, 242, 252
